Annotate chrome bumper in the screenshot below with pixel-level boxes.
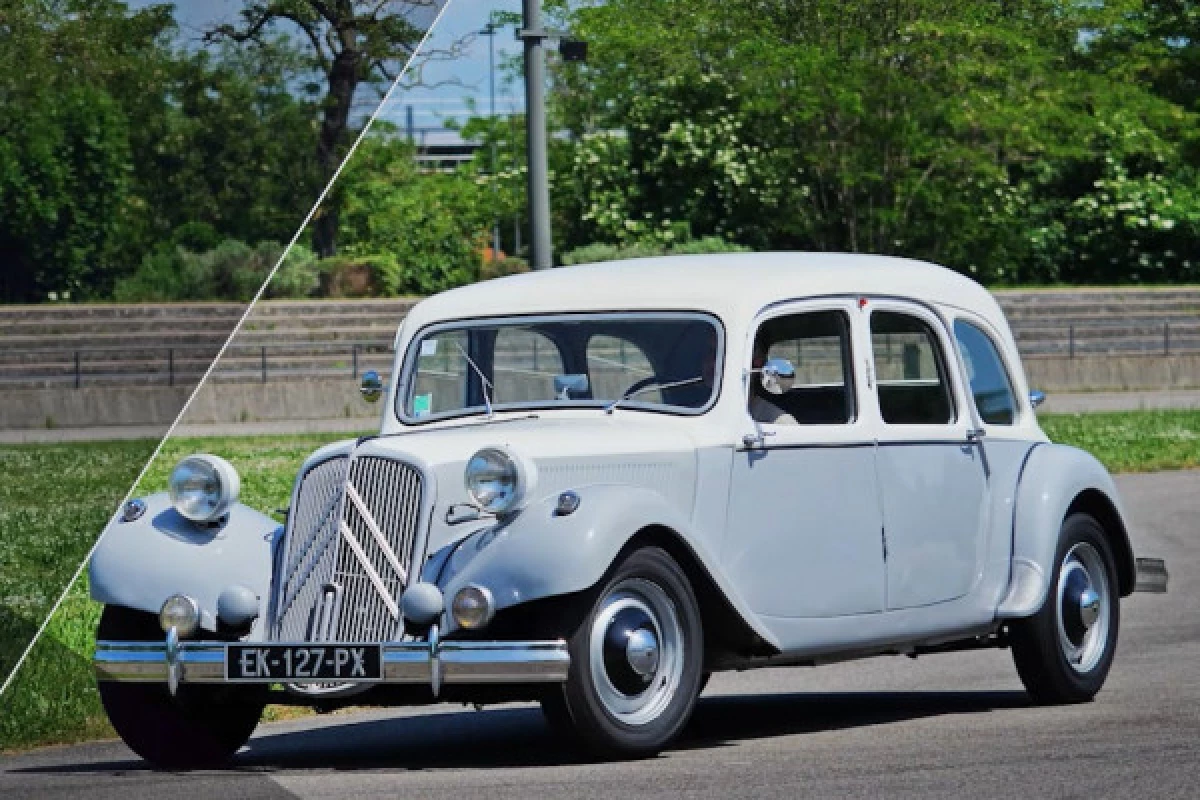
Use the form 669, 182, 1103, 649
94, 635, 570, 695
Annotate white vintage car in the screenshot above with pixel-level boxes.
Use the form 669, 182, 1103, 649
91, 253, 1167, 767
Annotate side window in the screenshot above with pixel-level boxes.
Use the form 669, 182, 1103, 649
492, 327, 565, 404
587, 334, 660, 403
870, 311, 954, 425
953, 319, 1017, 425
751, 310, 855, 424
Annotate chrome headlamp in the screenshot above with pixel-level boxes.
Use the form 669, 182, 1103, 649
168, 454, 240, 522
464, 446, 535, 515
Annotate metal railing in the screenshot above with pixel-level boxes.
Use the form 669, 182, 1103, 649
1012, 321, 1199, 358
3, 322, 1200, 389
0, 341, 394, 389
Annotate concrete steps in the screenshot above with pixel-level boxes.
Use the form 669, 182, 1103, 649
2, 291, 1199, 390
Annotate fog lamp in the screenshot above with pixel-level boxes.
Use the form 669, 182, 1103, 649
159, 593, 200, 638
451, 585, 495, 630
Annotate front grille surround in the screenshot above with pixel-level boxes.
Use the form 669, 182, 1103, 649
268, 448, 435, 644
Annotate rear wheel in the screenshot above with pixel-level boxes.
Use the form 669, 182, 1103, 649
96, 605, 266, 769
541, 546, 704, 757
1010, 513, 1120, 704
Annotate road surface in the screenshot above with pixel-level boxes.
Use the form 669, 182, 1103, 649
2, 470, 1196, 799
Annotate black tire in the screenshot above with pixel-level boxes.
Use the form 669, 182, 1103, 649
1010, 513, 1120, 704
96, 605, 267, 769
541, 546, 704, 758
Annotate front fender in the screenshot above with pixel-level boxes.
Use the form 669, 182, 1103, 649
88, 493, 279, 637
433, 484, 778, 648
997, 443, 1135, 619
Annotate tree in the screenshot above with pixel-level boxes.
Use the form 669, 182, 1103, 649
333, 129, 517, 294
545, 0, 1200, 284
0, 0, 164, 302
207, 1, 442, 257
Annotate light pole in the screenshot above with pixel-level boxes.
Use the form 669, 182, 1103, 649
520, 0, 553, 269
480, 21, 501, 258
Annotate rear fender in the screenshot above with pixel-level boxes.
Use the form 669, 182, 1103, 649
998, 444, 1136, 619
88, 492, 279, 637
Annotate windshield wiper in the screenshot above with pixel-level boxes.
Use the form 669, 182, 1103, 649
454, 342, 494, 419
604, 375, 704, 415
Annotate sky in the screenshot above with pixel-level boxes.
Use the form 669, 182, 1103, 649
130, 0, 526, 130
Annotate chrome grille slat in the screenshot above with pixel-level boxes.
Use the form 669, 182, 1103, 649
271, 453, 427, 643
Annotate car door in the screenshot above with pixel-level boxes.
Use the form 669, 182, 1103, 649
724, 300, 886, 619
867, 301, 989, 610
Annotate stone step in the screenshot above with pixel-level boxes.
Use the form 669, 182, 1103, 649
0, 303, 244, 323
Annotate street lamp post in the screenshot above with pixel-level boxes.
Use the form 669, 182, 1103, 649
480, 21, 501, 259
520, 0, 553, 269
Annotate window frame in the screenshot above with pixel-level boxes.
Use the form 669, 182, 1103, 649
744, 301, 861, 432
867, 303, 962, 429
394, 310, 725, 425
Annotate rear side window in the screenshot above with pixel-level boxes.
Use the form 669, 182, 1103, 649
870, 311, 954, 425
953, 320, 1017, 425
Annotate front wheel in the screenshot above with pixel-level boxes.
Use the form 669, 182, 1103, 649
541, 546, 704, 757
1010, 513, 1120, 704
96, 606, 267, 769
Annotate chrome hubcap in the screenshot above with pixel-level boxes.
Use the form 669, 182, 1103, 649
626, 627, 660, 677
589, 578, 683, 726
1056, 543, 1111, 673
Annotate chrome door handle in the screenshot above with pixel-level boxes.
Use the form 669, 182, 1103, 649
966, 428, 986, 442
742, 431, 777, 448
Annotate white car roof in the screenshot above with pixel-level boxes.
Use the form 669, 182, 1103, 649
401, 252, 1007, 334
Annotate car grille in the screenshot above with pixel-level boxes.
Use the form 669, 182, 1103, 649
271, 453, 428, 643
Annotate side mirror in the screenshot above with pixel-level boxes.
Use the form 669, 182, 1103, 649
1029, 389, 1046, 410
554, 373, 589, 400
758, 358, 795, 396
360, 370, 384, 403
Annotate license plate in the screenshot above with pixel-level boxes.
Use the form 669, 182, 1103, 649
226, 644, 382, 682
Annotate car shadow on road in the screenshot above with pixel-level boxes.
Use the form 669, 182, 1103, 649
8, 689, 1031, 775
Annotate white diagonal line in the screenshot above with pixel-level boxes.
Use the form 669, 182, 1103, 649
0, 0, 455, 699
339, 520, 400, 620
345, 483, 408, 585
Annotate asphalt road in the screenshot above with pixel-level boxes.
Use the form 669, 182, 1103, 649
3, 470, 1197, 799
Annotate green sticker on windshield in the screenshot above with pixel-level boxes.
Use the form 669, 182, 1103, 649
413, 393, 432, 417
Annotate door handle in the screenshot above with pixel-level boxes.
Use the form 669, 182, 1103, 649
966, 427, 986, 442
742, 431, 776, 449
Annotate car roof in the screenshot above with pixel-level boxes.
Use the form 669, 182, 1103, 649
401, 252, 1007, 335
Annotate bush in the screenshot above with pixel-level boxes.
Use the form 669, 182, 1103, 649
112, 239, 298, 302
267, 244, 320, 299
561, 236, 752, 266
480, 256, 531, 280
316, 253, 403, 298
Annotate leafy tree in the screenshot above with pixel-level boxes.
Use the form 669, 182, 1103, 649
333, 131, 510, 294
207, 1, 442, 257
0, 0, 163, 301
545, 0, 1200, 284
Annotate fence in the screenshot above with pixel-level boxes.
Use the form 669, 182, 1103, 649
3, 321, 1200, 390
0, 341, 394, 390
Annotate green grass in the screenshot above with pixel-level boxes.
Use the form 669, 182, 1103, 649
0, 431, 362, 751
1, 411, 1198, 751
1040, 410, 1200, 473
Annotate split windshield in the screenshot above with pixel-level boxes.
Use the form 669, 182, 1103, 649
399, 313, 721, 422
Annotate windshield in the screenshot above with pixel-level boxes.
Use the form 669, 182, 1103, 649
398, 313, 721, 422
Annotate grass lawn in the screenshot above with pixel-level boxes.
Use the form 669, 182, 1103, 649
1, 409, 1198, 752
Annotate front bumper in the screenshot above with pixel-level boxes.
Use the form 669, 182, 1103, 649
94, 635, 570, 695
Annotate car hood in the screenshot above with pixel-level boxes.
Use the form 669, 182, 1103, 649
301, 414, 700, 553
